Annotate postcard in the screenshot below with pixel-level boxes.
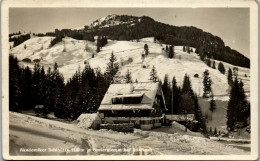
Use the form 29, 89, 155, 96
1, 0, 258, 160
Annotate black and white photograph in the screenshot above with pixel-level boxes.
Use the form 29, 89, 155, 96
1, 0, 258, 160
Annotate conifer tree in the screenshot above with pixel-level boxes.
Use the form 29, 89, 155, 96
162, 74, 169, 95
218, 62, 226, 74
149, 65, 158, 82
203, 69, 212, 98
209, 92, 216, 112
81, 62, 95, 88
195, 48, 199, 54
238, 79, 250, 127
227, 68, 233, 86
52, 62, 65, 117
205, 59, 211, 67
20, 66, 33, 110
168, 45, 174, 58
187, 46, 190, 54
233, 67, 238, 77
96, 36, 101, 52
212, 61, 216, 69
44, 67, 55, 112
125, 69, 132, 83
39, 66, 46, 105
172, 76, 181, 114
178, 93, 194, 131
105, 51, 119, 84
200, 52, 205, 61
162, 74, 171, 110
193, 94, 207, 134
9, 55, 22, 112
144, 44, 149, 55
227, 77, 249, 131
32, 63, 41, 106
182, 74, 193, 95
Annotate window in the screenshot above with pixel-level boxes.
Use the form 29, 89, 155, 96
112, 94, 143, 104
140, 120, 152, 124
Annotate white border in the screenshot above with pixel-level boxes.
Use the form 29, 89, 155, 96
1, 0, 258, 160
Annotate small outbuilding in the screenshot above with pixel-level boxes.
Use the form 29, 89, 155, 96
77, 113, 102, 130
34, 105, 47, 117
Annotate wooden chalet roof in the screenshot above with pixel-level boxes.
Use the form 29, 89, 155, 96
98, 82, 163, 111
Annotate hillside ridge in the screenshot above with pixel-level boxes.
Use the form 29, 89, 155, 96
82, 14, 249, 68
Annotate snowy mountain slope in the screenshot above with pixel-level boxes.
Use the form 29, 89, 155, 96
10, 36, 96, 77
10, 36, 95, 65
10, 36, 251, 133
10, 112, 249, 155
10, 36, 250, 100
88, 37, 250, 100
10, 36, 53, 60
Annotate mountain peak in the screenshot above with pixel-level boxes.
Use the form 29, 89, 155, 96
90, 14, 153, 29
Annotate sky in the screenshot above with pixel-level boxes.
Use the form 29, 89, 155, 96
9, 8, 250, 58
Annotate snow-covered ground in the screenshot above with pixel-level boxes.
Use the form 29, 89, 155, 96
9, 36, 250, 134
9, 112, 249, 155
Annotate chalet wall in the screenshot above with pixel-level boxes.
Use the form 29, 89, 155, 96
103, 117, 162, 130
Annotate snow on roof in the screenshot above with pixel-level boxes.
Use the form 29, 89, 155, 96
98, 104, 153, 110
99, 82, 160, 111
112, 93, 143, 99
77, 113, 101, 129
35, 105, 44, 109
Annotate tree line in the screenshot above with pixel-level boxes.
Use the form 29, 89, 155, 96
227, 74, 250, 131
9, 52, 121, 120
149, 66, 207, 133
9, 33, 30, 48
156, 63, 249, 133
9, 31, 22, 38
96, 36, 108, 52
49, 29, 95, 47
